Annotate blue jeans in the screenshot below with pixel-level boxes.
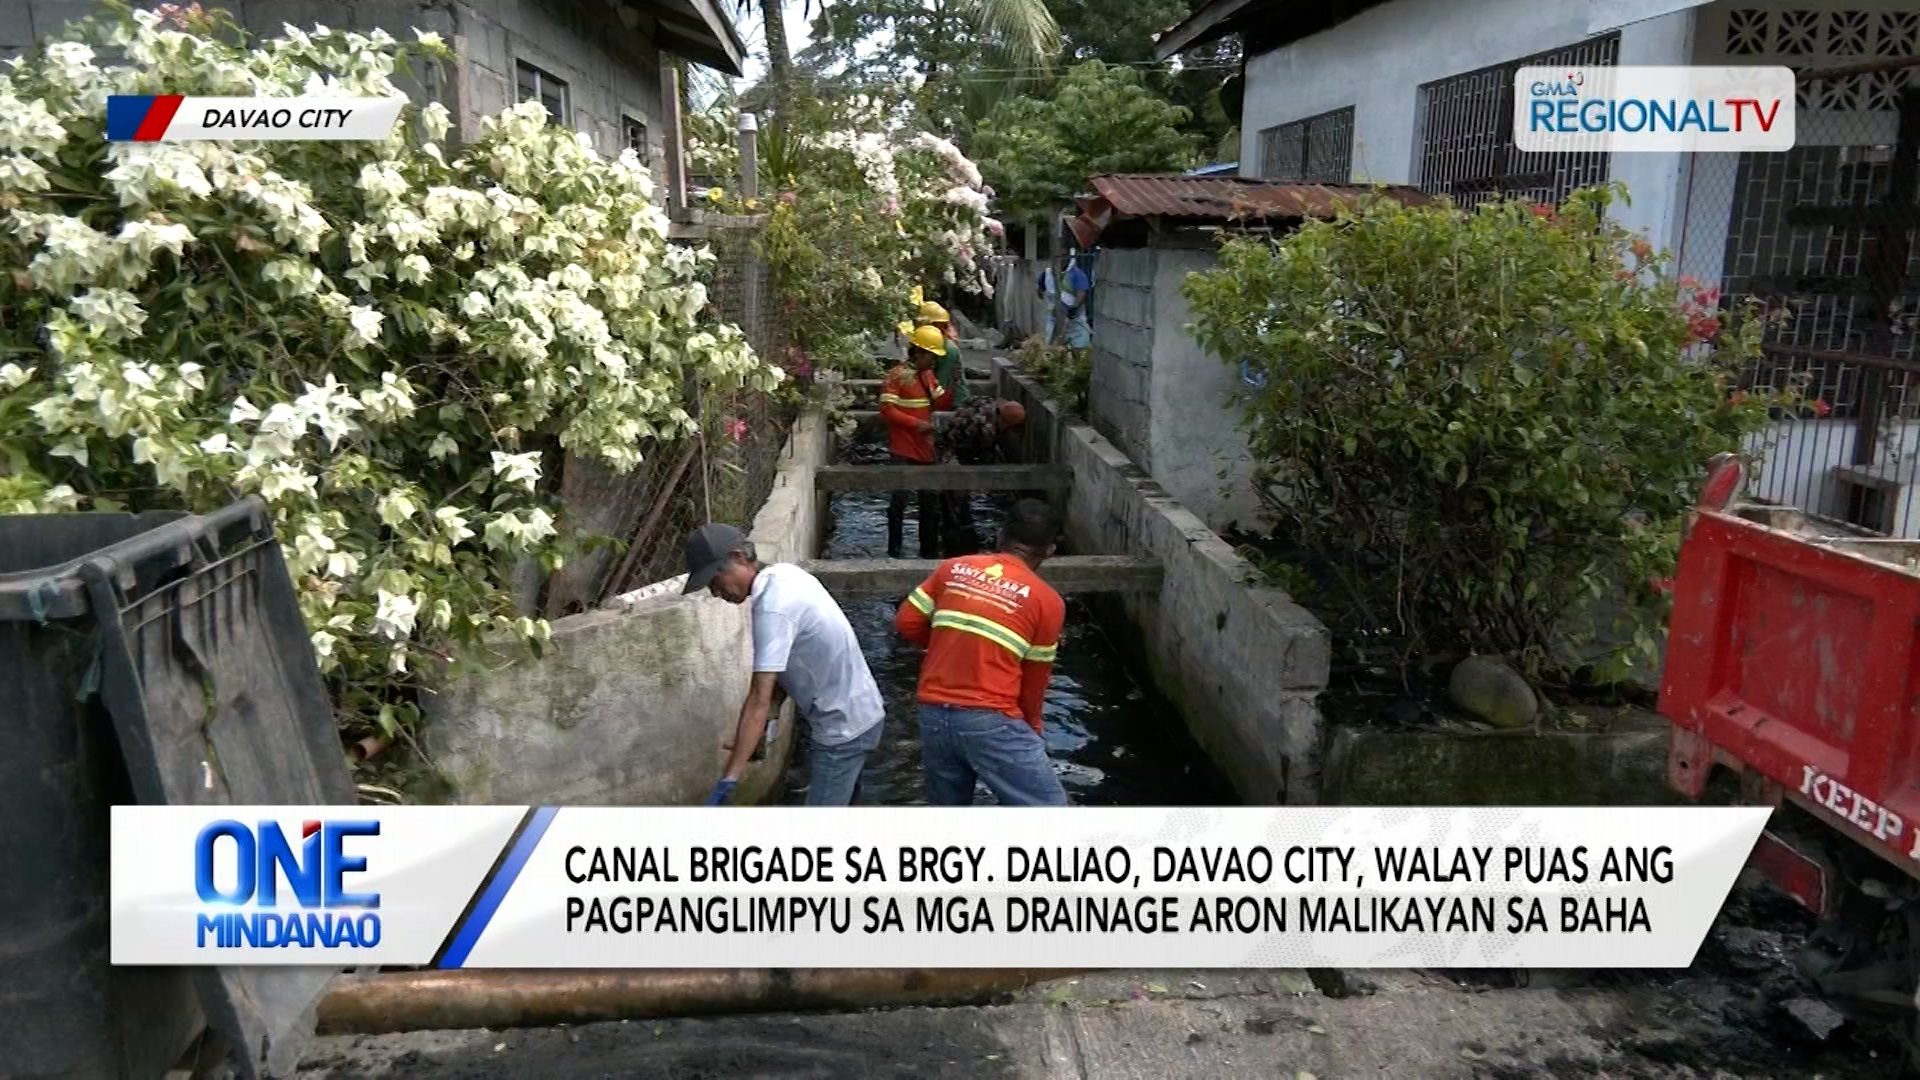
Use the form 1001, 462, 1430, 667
806, 720, 883, 806
918, 704, 1068, 806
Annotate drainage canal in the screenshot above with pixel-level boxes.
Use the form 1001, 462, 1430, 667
778, 435, 1237, 806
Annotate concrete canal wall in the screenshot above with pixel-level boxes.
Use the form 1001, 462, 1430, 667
421, 412, 832, 806
993, 360, 1332, 805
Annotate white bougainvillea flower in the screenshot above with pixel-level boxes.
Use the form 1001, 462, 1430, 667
490, 450, 542, 491
345, 304, 385, 348
371, 589, 420, 640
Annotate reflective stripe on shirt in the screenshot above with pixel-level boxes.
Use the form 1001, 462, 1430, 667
930, 608, 1054, 662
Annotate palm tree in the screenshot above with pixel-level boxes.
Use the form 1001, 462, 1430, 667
736, 0, 797, 127
739, 0, 1059, 130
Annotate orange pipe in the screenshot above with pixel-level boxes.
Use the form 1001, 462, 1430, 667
316, 968, 1081, 1035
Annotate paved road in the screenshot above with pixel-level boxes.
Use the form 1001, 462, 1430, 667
299, 889, 1909, 1078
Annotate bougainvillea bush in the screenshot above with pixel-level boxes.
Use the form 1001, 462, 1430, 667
0, 6, 780, 742
690, 95, 998, 376
1184, 186, 1780, 680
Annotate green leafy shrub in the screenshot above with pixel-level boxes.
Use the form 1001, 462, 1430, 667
1184, 186, 1781, 678
1014, 335, 1089, 414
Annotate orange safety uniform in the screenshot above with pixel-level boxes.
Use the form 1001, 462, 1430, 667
879, 363, 949, 463
894, 553, 1065, 734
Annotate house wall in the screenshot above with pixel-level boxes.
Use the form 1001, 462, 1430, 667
1146, 247, 1263, 532
1675, 0, 1915, 286
1087, 248, 1157, 469
1, 0, 667, 168
446, 0, 665, 165
996, 245, 1263, 534
1236, 0, 1696, 247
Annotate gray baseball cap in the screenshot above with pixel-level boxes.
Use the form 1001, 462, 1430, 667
682, 522, 748, 594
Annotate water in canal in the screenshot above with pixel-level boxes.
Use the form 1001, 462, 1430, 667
778, 438, 1238, 806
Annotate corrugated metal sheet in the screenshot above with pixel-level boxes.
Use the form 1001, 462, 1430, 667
1084, 174, 1429, 222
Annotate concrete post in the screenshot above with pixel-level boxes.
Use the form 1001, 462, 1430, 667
734, 112, 765, 352
738, 112, 759, 199
659, 66, 687, 219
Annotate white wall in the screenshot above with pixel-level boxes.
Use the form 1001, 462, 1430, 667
1238, 0, 1697, 252
1674, 0, 1915, 287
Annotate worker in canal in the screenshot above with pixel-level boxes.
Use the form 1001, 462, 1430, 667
893, 498, 1069, 806
915, 299, 976, 556
913, 300, 972, 410
936, 399, 1027, 554
682, 523, 886, 806
880, 325, 953, 559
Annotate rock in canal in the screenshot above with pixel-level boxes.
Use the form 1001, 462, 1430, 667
1447, 656, 1538, 729
1781, 996, 1847, 1041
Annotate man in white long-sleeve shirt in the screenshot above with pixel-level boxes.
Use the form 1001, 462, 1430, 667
683, 523, 885, 805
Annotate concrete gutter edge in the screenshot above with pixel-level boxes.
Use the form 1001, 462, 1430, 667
990, 359, 1332, 805
423, 410, 833, 807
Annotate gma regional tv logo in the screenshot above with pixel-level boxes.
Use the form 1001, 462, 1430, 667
1513, 65, 1794, 153
194, 819, 383, 949
107, 95, 405, 141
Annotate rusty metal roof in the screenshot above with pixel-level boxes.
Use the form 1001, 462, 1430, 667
1083, 175, 1429, 223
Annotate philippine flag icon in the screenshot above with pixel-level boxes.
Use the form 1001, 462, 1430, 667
105, 95, 187, 141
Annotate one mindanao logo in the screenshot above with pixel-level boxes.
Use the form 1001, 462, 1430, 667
194, 819, 383, 949
1513, 65, 1794, 153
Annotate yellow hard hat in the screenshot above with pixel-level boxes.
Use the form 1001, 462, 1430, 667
916, 301, 950, 324
909, 324, 947, 353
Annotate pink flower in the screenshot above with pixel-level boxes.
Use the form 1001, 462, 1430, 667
724, 417, 748, 443
779, 191, 796, 205
983, 217, 1005, 237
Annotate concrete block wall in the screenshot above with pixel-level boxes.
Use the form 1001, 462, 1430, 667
1144, 247, 1262, 532
422, 410, 831, 806
1087, 249, 1155, 469
995, 360, 1330, 805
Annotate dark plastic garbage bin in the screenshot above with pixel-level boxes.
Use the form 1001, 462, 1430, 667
0, 497, 354, 1079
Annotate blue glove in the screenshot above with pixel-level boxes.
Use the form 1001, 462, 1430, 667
704, 778, 739, 806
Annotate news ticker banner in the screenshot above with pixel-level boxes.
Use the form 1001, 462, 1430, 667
106, 96, 405, 141
1513, 65, 1795, 154
112, 805, 1770, 969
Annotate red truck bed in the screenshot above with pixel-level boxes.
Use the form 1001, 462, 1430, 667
1661, 497, 1920, 898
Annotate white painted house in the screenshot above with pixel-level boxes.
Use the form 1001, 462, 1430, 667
1157, 0, 1920, 534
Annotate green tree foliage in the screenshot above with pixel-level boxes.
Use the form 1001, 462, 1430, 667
972, 60, 1198, 221
1052, 0, 1241, 161
810, 0, 1059, 133
1053, 0, 1188, 63
1183, 187, 1783, 680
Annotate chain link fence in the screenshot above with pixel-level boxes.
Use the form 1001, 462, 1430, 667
1677, 49, 1920, 535
539, 214, 797, 617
